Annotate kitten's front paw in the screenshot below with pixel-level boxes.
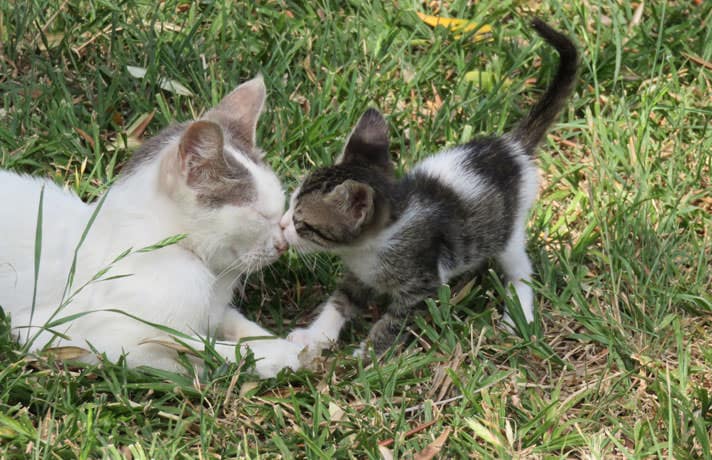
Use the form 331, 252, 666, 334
287, 327, 334, 352
352, 342, 367, 359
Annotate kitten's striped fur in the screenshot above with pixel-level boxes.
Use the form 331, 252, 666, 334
282, 19, 578, 357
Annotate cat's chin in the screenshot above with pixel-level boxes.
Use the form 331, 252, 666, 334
207, 247, 280, 277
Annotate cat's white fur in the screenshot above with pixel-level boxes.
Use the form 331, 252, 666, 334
0, 76, 304, 377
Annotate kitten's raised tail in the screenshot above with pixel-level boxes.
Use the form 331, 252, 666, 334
512, 18, 578, 155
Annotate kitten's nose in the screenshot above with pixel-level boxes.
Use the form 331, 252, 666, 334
279, 212, 291, 230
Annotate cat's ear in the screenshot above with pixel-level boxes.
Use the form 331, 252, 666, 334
178, 120, 224, 183
338, 109, 393, 176
205, 74, 266, 149
325, 179, 374, 227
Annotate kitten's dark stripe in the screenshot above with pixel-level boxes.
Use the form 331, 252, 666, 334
463, 137, 522, 227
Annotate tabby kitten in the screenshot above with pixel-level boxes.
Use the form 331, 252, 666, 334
281, 19, 578, 357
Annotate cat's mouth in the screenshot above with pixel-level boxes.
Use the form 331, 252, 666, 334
211, 247, 282, 280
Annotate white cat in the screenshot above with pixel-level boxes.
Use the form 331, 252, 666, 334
0, 75, 305, 378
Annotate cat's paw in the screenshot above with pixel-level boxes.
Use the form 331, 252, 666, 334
246, 339, 304, 378
287, 327, 334, 352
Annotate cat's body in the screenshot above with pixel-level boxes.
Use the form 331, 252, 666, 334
281, 19, 578, 356
0, 76, 304, 377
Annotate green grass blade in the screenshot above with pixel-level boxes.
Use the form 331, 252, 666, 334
27, 185, 44, 343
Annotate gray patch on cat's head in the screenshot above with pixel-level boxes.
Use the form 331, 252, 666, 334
178, 120, 255, 208
121, 122, 190, 176
122, 76, 270, 208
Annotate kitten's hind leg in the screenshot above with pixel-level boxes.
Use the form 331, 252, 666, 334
496, 229, 535, 330
355, 292, 430, 359
355, 311, 410, 359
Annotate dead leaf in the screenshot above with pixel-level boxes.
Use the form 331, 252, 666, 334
238, 381, 260, 398
630, 1, 644, 28
153, 21, 183, 33
379, 420, 438, 447
127, 111, 156, 139
74, 128, 95, 149
416, 12, 492, 42
464, 70, 512, 91
465, 418, 503, 448
683, 52, 712, 71
126, 66, 193, 96
41, 346, 90, 361
378, 445, 394, 460
414, 427, 452, 460
111, 111, 125, 126
139, 337, 200, 357
108, 134, 143, 152
38, 32, 64, 51
328, 402, 345, 423
451, 279, 475, 305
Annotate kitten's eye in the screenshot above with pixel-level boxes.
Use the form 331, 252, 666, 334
294, 219, 337, 244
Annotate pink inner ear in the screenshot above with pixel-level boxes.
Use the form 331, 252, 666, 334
348, 186, 372, 220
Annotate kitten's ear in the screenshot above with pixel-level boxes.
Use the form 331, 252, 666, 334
205, 74, 266, 149
338, 109, 393, 175
325, 179, 375, 227
178, 121, 224, 182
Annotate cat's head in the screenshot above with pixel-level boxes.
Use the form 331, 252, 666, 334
139, 75, 287, 275
280, 109, 394, 253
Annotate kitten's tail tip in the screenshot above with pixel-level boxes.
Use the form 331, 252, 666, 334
530, 18, 578, 63
509, 18, 578, 156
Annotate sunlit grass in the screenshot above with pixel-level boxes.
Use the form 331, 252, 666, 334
1, 0, 710, 457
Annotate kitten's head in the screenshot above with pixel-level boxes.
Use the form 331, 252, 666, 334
281, 109, 393, 253
146, 75, 286, 275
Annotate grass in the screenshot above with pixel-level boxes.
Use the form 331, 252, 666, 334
1, 0, 711, 457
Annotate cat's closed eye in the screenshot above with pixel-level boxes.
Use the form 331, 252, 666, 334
252, 209, 273, 222
294, 219, 338, 243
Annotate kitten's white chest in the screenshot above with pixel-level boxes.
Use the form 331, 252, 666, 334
343, 249, 382, 286
339, 209, 419, 290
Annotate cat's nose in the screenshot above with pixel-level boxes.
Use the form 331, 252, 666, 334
274, 235, 288, 254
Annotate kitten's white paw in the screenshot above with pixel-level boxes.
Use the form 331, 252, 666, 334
246, 339, 304, 379
499, 313, 517, 334
352, 342, 367, 359
287, 327, 334, 352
